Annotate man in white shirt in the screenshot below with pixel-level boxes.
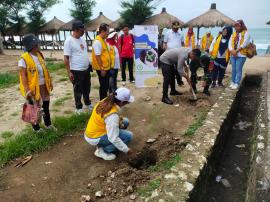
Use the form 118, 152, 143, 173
64, 20, 92, 114
163, 21, 185, 87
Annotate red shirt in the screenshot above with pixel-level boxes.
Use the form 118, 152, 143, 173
118, 34, 134, 58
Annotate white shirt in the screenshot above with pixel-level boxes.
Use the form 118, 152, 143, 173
113, 46, 120, 69
92, 40, 102, 55
164, 30, 184, 49
84, 113, 129, 153
64, 36, 90, 71
229, 31, 251, 58
18, 54, 45, 85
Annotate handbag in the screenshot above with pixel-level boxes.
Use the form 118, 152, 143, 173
246, 42, 257, 59
21, 101, 42, 125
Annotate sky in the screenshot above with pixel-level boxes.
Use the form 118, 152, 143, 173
45, 0, 270, 28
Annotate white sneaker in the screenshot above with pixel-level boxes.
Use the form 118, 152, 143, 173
231, 84, 239, 90
33, 128, 45, 133
229, 83, 235, 88
75, 108, 84, 115
85, 104, 94, 112
94, 147, 116, 161
45, 125, 58, 131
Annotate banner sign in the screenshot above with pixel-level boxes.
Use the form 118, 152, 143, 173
134, 25, 159, 88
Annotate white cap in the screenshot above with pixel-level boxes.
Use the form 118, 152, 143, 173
108, 31, 118, 39
115, 87, 135, 103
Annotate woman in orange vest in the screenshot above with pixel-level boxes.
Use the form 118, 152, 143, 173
229, 20, 251, 90
209, 26, 233, 87
185, 26, 196, 49
84, 87, 134, 161
19, 34, 55, 133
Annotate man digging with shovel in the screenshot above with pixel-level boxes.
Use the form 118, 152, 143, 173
160, 47, 201, 105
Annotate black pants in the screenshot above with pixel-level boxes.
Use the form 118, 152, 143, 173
173, 65, 183, 85
71, 68, 91, 109
109, 69, 118, 93
121, 57, 134, 81
161, 62, 176, 97
32, 100, 51, 131
97, 70, 110, 100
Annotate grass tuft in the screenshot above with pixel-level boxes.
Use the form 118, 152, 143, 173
184, 111, 208, 136
0, 113, 90, 166
137, 179, 161, 197
149, 154, 181, 172
1, 132, 15, 139
0, 73, 19, 89
54, 96, 72, 106
46, 62, 65, 72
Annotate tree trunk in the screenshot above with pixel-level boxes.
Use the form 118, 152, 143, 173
0, 33, 4, 54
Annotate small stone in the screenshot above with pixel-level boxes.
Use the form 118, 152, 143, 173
126, 185, 134, 193
174, 104, 180, 107
95, 191, 103, 197
110, 172, 115, 178
31, 183, 35, 187
216, 175, 222, 182
184, 182, 194, 191
159, 199, 165, 202
45, 161, 53, 165
236, 167, 243, 173
164, 173, 178, 179
80, 195, 91, 202
260, 123, 266, 128
87, 183, 91, 189
43, 177, 48, 181
146, 138, 156, 143
221, 178, 231, 188
186, 144, 195, 151
63, 142, 67, 146
144, 96, 151, 101
130, 194, 136, 200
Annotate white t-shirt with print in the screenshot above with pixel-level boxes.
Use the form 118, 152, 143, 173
18, 54, 45, 85
64, 36, 90, 71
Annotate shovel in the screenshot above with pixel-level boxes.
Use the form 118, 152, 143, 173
184, 68, 198, 102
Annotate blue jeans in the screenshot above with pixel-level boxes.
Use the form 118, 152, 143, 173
231, 57, 246, 85
98, 118, 133, 154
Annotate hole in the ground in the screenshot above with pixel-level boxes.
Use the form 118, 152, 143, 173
128, 148, 157, 169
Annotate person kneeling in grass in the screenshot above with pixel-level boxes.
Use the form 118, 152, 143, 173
84, 87, 134, 160
19, 34, 56, 133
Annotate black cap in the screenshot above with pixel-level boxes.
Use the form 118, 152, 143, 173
172, 21, 180, 28
22, 34, 39, 52
72, 20, 85, 31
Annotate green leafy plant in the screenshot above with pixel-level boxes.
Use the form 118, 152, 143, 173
137, 179, 161, 197
184, 111, 208, 136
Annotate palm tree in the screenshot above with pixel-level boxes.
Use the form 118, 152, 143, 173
119, 0, 165, 27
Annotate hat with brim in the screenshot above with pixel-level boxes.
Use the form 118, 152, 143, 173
115, 87, 135, 103
108, 31, 118, 39
172, 21, 180, 28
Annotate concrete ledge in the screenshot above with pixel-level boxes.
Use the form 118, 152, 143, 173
143, 80, 244, 202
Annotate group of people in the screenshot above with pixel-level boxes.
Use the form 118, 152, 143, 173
18, 19, 251, 160
159, 19, 251, 105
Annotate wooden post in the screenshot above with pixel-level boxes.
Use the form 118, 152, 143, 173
197, 27, 200, 47
0, 33, 4, 54
63, 30, 66, 40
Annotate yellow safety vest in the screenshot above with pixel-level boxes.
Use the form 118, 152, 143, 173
92, 35, 114, 70
201, 34, 213, 51
185, 34, 195, 49
210, 35, 230, 63
85, 103, 119, 139
231, 31, 248, 56
19, 52, 52, 101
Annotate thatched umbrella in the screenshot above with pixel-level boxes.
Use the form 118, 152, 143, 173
39, 16, 65, 50
142, 8, 184, 29
86, 12, 113, 32
110, 18, 124, 30
60, 19, 76, 31
184, 3, 236, 40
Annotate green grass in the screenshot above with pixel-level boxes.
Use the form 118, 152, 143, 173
149, 154, 181, 172
91, 72, 97, 77
137, 179, 161, 197
0, 113, 90, 166
58, 77, 69, 82
184, 111, 208, 136
46, 62, 65, 72
54, 96, 72, 106
64, 110, 73, 115
1, 132, 15, 139
11, 112, 19, 117
0, 73, 19, 89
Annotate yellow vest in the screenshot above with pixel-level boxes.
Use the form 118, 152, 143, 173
19, 52, 52, 101
185, 34, 195, 49
231, 31, 248, 56
210, 35, 230, 63
92, 35, 114, 70
85, 103, 119, 139
201, 34, 213, 51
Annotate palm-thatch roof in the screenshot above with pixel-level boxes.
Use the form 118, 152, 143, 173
267, 21, 270, 25
86, 12, 113, 31
110, 18, 124, 30
142, 8, 184, 29
183, 3, 235, 28
5, 25, 29, 36
39, 16, 65, 34
59, 19, 77, 31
